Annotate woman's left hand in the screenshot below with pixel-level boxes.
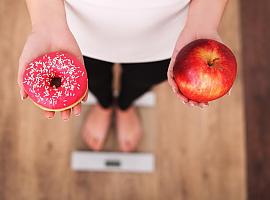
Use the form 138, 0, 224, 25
167, 26, 222, 108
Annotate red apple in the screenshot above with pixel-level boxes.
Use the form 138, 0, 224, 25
173, 39, 237, 103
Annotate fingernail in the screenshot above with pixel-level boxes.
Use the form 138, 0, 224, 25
21, 96, 24, 100
75, 112, 80, 116
199, 105, 205, 110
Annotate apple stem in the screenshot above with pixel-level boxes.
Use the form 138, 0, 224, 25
207, 58, 219, 67
208, 58, 220, 67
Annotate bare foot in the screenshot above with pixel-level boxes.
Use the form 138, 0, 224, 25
116, 106, 143, 152
81, 104, 112, 151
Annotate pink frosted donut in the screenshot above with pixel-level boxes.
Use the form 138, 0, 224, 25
22, 51, 88, 111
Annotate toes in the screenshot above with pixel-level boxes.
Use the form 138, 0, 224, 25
90, 136, 103, 151
119, 140, 129, 152
120, 140, 134, 152
80, 106, 112, 151
116, 108, 142, 152
82, 131, 103, 151
119, 136, 139, 152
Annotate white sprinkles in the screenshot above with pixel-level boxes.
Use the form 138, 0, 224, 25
22, 52, 86, 109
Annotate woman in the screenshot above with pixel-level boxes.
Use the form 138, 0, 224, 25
17, 0, 228, 152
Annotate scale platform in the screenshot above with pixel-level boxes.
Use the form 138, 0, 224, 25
73, 91, 156, 173
83, 91, 156, 107
71, 151, 155, 173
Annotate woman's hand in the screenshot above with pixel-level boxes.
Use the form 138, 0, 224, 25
167, 0, 229, 108
17, 24, 88, 120
167, 26, 222, 108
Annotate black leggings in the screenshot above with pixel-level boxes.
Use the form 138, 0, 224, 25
83, 56, 170, 110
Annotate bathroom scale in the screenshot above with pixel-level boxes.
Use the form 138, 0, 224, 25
71, 91, 156, 173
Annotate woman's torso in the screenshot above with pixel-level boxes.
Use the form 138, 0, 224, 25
65, 0, 190, 63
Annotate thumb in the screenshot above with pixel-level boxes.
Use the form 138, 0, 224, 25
73, 43, 84, 66
17, 43, 43, 100
18, 55, 29, 100
169, 37, 189, 69
82, 88, 89, 102
168, 39, 186, 78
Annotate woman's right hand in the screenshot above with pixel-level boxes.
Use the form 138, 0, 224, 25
167, 26, 222, 108
17, 24, 88, 120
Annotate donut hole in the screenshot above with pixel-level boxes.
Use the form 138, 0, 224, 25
50, 77, 62, 88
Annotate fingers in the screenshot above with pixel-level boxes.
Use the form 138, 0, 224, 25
18, 58, 29, 100
198, 102, 209, 108
169, 81, 209, 108
18, 35, 44, 101
167, 75, 179, 93
78, 55, 85, 66
174, 90, 188, 103
167, 66, 179, 92
187, 100, 208, 108
82, 89, 88, 102
227, 88, 232, 96
61, 109, 71, 121
44, 111, 55, 119
167, 67, 189, 103
187, 100, 198, 107
167, 62, 209, 109
19, 88, 28, 100
168, 77, 187, 103
186, 100, 209, 109
44, 105, 81, 120
72, 103, 81, 116
166, 35, 189, 100
173, 87, 209, 108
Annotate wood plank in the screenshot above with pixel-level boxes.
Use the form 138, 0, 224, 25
240, 0, 270, 199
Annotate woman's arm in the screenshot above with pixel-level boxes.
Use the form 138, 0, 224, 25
26, 0, 67, 29
185, 0, 228, 31
18, 0, 87, 120
167, 0, 228, 108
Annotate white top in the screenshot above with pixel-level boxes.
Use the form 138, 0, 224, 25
64, 0, 190, 63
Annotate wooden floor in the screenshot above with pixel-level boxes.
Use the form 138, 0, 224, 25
0, 1, 246, 200
241, 0, 270, 199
